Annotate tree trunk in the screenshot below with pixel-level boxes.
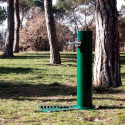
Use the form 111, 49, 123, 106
20, 7, 24, 29
44, 0, 61, 64
93, 0, 122, 87
4, 0, 14, 57
14, 0, 20, 53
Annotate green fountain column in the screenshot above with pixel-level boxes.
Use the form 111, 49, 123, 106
77, 31, 93, 109
39, 30, 94, 112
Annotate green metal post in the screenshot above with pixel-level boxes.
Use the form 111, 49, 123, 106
77, 31, 93, 109
39, 30, 94, 112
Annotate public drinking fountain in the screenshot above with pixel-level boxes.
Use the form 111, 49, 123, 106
39, 30, 94, 112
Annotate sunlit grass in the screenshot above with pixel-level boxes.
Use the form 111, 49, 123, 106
0, 52, 124, 125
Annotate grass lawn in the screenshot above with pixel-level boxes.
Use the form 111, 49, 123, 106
0, 52, 125, 125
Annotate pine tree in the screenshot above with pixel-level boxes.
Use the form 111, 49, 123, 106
4, 0, 15, 57
93, 0, 122, 87
44, 0, 61, 64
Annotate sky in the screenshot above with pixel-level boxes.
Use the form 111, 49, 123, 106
53, 0, 57, 5
117, 0, 125, 10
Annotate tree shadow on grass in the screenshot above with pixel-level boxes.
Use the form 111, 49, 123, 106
61, 53, 77, 59
61, 59, 77, 63
61, 53, 94, 63
0, 52, 50, 59
0, 53, 77, 60
45, 63, 77, 67
0, 81, 76, 100
120, 54, 125, 65
97, 105, 125, 110
93, 86, 125, 94
93, 97, 125, 101
121, 73, 125, 79
0, 67, 35, 74
38, 98, 76, 102
0, 55, 49, 60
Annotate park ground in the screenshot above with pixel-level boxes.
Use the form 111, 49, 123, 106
0, 52, 125, 125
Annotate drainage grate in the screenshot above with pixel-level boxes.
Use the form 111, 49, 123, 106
39, 105, 78, 112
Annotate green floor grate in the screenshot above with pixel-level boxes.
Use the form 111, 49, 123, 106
39, 105, 79, 112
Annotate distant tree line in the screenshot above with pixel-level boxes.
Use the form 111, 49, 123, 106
19, 7, 74, 52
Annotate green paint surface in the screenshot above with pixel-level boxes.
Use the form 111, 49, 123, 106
77, 31, 93, 108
